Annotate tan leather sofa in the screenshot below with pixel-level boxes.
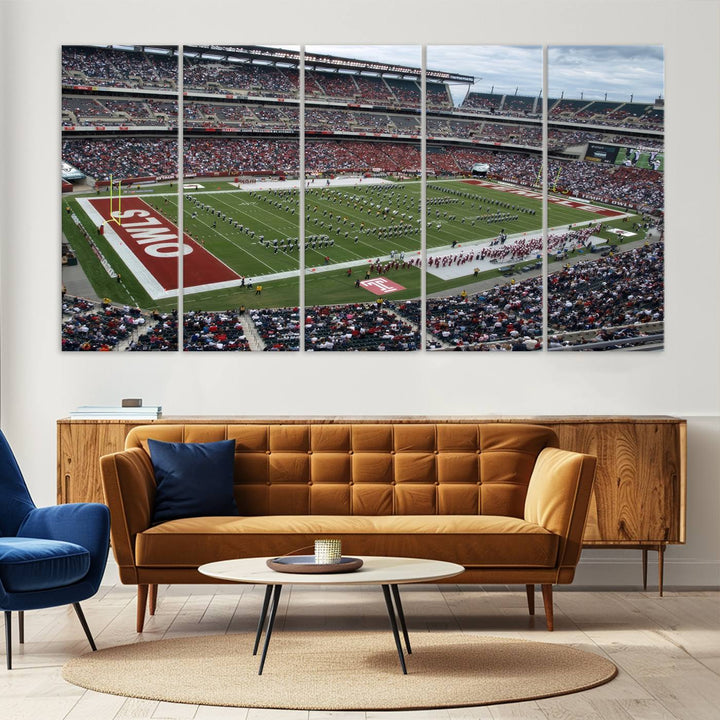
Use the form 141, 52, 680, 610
100, 422, 596, 632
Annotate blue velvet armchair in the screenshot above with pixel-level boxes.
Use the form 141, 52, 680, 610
0, 430, 110, 669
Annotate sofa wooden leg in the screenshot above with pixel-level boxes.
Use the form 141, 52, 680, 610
137, 584, 149, 633
541, 584, 554, 631
149, 584, 158, 616
525, 584, 535, 615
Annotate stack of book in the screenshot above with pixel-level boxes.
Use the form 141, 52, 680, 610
69, 405, 162, 420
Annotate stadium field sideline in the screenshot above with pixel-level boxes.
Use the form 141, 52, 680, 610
63, 177, 641, 312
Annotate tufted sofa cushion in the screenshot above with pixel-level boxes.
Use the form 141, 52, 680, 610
125, 423, 559, 519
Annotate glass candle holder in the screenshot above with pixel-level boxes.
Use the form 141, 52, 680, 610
314, 538, 342, 564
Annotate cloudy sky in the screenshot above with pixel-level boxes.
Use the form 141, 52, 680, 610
305, 45, 664, 104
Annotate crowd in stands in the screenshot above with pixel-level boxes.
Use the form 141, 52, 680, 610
308, 71, 358, 100
305, 303, 420, 351
184, 60, 295, 97
62, 46, 663, 139
63, 96, 168, 127
550, 161, 663, 209
127, 312, 178, 351
547, 242, 663, 336
476, 152, 663, 209
426, 82, 452, 109
62, 47, 429, 108
422, 240, 663, 350
62, 138, 177, 180
62, 46, 176, 89
62, 296, 146, 351
250, 307, 300, 350
188, 138, 299, 176
62, 134, 663, 211
63, 93, 656, 159
184, 310, 251, 350
426, 279, 543, 350
461, 91, 663, 129
62, 299, 257, 351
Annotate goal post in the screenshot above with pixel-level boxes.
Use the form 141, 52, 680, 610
106, 174, 122, 226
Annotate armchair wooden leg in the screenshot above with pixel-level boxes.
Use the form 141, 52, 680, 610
4, 611, 11, 670
137, 584, 149, 633
541, 584, 554, 631
18, 611, 24, 644
149, 584, 158, 616
525, 584, 535, 615
72, 603, 97, 652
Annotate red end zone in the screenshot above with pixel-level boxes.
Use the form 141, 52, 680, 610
89, 197, 240, 291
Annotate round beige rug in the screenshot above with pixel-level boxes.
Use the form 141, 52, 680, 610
63, 631, 617, 711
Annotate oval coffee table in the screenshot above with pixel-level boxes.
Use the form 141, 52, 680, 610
199, 555, 464, 675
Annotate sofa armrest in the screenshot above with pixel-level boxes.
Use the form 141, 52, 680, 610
100, 448, 156, 583
524, 447, 597, 580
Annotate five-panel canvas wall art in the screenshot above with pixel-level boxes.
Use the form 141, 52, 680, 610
61, 45, 664, 351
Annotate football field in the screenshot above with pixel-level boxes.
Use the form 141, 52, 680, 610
63, 177, 635, 311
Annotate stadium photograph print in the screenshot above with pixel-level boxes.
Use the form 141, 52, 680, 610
60, 44, 664, 352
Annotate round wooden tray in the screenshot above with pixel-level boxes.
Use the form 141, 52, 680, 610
266, 555, 364, 574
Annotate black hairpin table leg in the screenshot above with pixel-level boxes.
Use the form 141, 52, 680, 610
382, 584, 407, 674
253, 585, 274, 656
257, 585, 282, 675
390, 584, 411, 654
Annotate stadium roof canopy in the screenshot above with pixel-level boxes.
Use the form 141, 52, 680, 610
185, 45, 475, 84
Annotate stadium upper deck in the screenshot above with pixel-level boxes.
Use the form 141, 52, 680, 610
64, 95, 656, 152
61, 44, 664, 207
462, 90, 663, 130
62, 45, 663, 132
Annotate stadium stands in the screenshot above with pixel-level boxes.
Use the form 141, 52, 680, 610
61, 133, 663, 210
61, 138, 177, 180
62, 46, 176, 90
184, 311, 251, 351
60, 226, 663, 351
250, 307, 300, 351
305, 303, 420, 351
423, 240, 664, 350
548, 242, 664, 337
62, 297, 147, 351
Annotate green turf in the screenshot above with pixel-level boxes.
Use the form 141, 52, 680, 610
66, 178, 642, 311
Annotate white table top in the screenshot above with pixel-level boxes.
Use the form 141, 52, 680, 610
198, 556, 465, 586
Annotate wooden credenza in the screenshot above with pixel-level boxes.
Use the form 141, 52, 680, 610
57, 415, 686, 593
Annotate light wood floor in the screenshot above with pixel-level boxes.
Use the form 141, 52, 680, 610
1, 583, 719, 720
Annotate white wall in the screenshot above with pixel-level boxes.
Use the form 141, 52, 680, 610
1, 0, 718, 587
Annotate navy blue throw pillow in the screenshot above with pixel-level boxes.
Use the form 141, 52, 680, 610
148, 438, 239, 524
